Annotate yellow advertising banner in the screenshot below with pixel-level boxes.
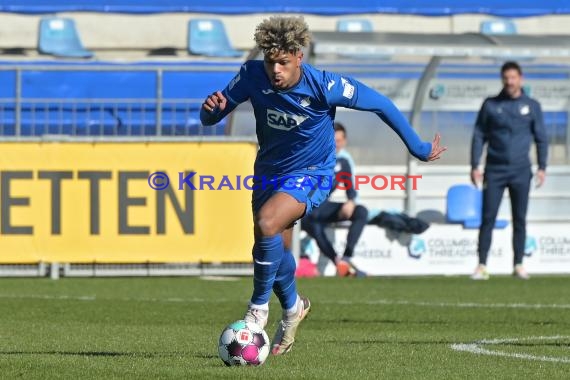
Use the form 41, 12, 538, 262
0, 141, 257, 263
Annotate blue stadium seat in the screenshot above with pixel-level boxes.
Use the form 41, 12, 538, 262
0, 102, 227, 137
112, 105, 227, 136
480, 19, 518, 35
161, 107, 203, 135
479, 19, 533, 62
38, 17, 94, 58
0, 106, 16, 135
111, 105, 158, 136
161, 117, 226, 136
160, 105, 226, 136
335, 19, 388, 60
187, 19, 242, 57
446, 184, 508, 229
336, 19, 373, 32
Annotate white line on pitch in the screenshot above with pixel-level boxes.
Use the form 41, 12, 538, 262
0, 294, 569, 310
451, 335, 570, 364
0, 294, 97, 301
327, 299, 570, 310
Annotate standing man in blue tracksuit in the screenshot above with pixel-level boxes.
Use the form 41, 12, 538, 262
470, 61, 548, 280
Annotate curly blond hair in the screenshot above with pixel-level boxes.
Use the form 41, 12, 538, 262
254, 16, 311, 55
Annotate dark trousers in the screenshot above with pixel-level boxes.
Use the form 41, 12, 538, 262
302, 201, 368, 264
478, 166, 532, 266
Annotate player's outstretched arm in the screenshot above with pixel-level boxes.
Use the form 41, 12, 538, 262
334, 79, 446, 162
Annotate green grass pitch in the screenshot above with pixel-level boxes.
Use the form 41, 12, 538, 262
0, 276, 568, 379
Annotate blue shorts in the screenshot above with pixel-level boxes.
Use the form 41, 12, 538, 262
251, 173, 333, 216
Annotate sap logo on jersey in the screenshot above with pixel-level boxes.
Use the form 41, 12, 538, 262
267, 109, 308, 130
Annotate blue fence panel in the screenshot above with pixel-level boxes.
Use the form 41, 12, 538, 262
22, 71, 157, 98
162, 71, 235, 99
0, 71, 16, 98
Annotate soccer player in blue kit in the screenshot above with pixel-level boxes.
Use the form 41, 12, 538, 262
201, 16, 446, 355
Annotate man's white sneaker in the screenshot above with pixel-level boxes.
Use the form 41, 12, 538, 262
243, 307, 268, 329
513, 264, 530, 280
470, 265, 490, 280
271, 296, 311, 355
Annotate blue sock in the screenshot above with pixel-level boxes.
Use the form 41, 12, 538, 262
273, 248, 298, 310
250, 235, 284, 306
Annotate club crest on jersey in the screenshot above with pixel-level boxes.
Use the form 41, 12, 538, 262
267, 109, 308, 131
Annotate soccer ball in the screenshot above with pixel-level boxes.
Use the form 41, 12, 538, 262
218, 320, 270, 366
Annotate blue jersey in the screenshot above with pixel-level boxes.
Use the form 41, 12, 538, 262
201, 60, 432, 178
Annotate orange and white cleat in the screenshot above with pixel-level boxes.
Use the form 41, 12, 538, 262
271, 296, 311, 355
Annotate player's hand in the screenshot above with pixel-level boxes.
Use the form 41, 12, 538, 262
427, 133, 447, 161
535, 169, 546, 188
471, 168, 483, 188
202, 91, 227, 113
338, 200, 356, 220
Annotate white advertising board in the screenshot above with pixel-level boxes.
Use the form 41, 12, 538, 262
313, 223, 570, 276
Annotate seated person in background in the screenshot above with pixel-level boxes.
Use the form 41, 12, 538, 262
301, 122, 368, 277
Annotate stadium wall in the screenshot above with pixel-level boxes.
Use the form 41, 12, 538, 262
1, 10, 569, 275
1, 13, 570, 52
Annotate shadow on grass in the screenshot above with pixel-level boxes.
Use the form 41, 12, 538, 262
499, 342, 570, 348
337, 318, 450, 325
0, 351, 219, 359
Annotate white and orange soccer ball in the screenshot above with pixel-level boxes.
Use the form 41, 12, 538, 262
218, 320, 270, 366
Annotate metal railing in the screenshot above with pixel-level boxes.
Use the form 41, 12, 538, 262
0, 64, 239, 137
0, 98, 213, 137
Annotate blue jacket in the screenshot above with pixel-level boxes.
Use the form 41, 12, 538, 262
471, 90, 548, 170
